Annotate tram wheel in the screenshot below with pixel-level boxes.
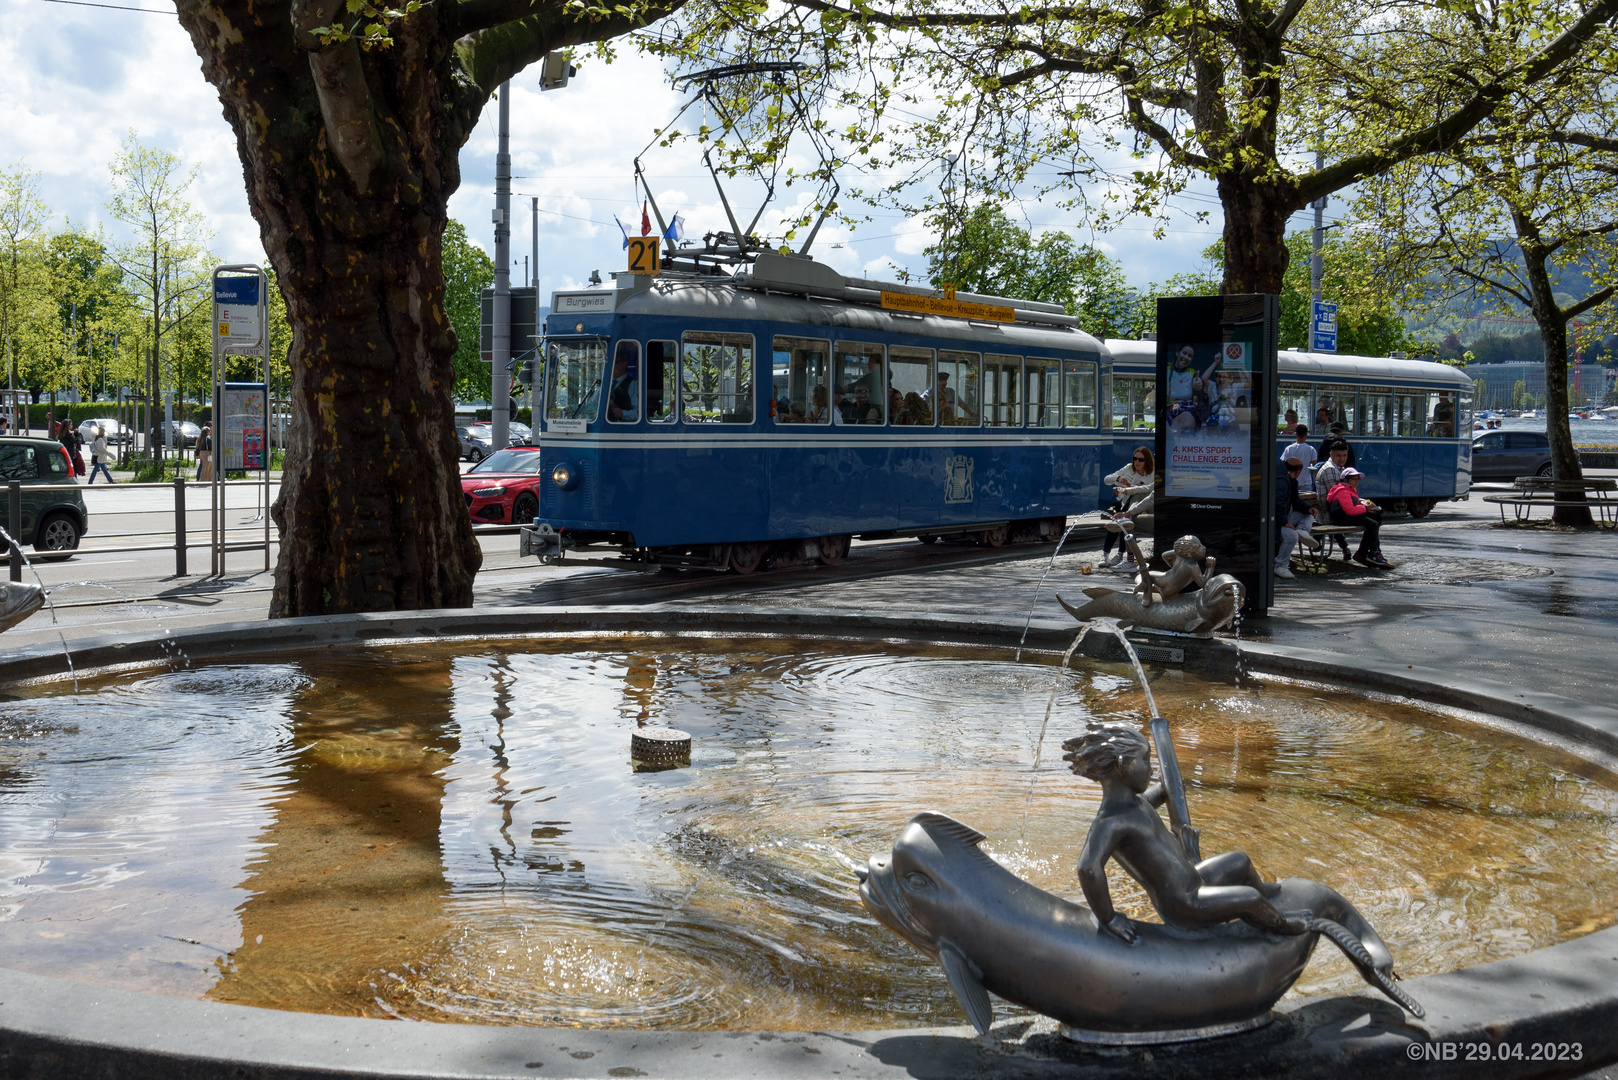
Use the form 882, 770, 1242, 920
817, 535, 850, 565
1407, 497, 1437, 519
729, 542, 766, 575
981, 525, 1009, 548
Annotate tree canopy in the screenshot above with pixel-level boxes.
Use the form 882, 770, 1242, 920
651, 0, 1618, 293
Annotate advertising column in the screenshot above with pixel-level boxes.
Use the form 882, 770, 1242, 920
1153, 294, 1280, 615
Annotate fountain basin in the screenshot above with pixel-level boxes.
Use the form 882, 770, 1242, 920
0, 606, 1615, 1078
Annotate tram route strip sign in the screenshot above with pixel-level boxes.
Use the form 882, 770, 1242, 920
1153, 293, 1280, 616
879, 291, 1015, 323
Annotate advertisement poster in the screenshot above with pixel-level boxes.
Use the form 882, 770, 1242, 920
220, 382, 267, 472
1164, 340, 1254, 497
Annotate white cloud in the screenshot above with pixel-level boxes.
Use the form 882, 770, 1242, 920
3, 0, 1232, 299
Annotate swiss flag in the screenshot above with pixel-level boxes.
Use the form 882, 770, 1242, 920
640, 201, 652, 236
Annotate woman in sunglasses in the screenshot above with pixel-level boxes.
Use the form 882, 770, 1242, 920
1100, 447, 1156, 568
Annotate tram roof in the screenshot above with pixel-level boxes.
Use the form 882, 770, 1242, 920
1103, 339, 1474, 389
563, 276, 1106, 355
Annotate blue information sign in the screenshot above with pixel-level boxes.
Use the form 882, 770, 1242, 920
214, 276, 260, 306
1311, 300, 1338, 352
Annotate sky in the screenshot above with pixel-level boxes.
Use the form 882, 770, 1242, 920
2, 0, 1330, 301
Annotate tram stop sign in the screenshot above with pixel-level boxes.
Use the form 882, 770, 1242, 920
215, 275, 262, 346
1154, 294, 1281, 616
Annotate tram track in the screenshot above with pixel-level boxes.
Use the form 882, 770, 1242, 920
473, 526, 1111, 609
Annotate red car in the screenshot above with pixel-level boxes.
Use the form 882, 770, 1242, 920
462, 446, 546, 525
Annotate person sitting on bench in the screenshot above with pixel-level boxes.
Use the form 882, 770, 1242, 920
1325, 468, 1394, 569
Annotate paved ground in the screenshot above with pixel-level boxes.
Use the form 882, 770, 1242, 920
7, 487, 1617, 710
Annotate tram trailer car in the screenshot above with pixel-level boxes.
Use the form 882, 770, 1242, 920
523, 256, 1113, 572
1104, 339, 1475, 518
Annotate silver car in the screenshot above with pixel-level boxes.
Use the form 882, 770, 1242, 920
77, 418, 130, 446
459, 422, 533, 463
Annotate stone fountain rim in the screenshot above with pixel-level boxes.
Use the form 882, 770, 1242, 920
0, 603, 1614, 1080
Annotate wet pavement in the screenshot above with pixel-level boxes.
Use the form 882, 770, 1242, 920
5, 495, 1615, 709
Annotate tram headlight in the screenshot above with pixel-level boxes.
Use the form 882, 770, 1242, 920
551, 462, 581, 491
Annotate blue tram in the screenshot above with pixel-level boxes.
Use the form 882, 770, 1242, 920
1104, 340, 1476, 517
522, 253, 1113, 570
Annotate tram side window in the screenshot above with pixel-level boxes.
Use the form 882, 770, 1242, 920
1360, 387, 1392, 437
937, 351, 981, 426
646, 341, 677, 423
772, 336, 829, 425
546, 338, 606, 423
1315, 386, 1356, 434
1394, 390, 1429, 438
1427, 391, 1458, 437
1459, 391, 1474, 433
1026, 358, 1061, 429
681, 332, 755, 424
1100, 369, 1113, 430
834, 341, 885, 424
1112, 376, 1132, 430
888, 346, 935, 426
1134, 379, 1156, 431
606, 340, 641, 424
1278, 382, 1311, 433
1062, 359, 1097, 428
984, 354, 1022, 427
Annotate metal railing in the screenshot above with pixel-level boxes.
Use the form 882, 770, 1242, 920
6, 477, 279, 582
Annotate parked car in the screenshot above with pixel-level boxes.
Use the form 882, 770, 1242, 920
0, 437, 88, 557
150, 420, 203, 448
1471, 430, 1553, 481
77, 418, 130, 446
458, 422, 534, 463
461, 446, 545, 524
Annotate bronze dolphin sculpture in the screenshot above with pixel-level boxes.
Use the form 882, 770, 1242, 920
1057, 573, 1245, 636
857, 812, 1418, 1040
0, 580, 44, 633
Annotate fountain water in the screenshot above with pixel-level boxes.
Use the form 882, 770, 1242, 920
1013, 518, 1086, 661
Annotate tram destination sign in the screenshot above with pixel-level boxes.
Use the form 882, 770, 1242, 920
879, 290, 1015, 323
1153, 293, 1280, 616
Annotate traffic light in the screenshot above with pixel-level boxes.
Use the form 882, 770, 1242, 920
539, 53, 575, 91
517, 359, 537, 386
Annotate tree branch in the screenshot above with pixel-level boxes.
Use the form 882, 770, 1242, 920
1266, 0, 1310, 38
775, 0, 1122, 31
308, 40, 389, 194
1565, 283, 1615, 321
1296, 0, 1618, 205
453, 1, 680, 103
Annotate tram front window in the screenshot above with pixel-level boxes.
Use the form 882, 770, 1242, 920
682, 332, 755, 423
546, 339, 607, 423
835, 342, 885, 424
889, 346, 934, 426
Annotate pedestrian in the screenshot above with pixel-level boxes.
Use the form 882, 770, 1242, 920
59, 421, 84, 477
1279, 423, 1317, 469
1325, 468, 1394, 569
1101, 447, 1155, 568
1273, 457, 1319, 578
196, 425, 213, 481
88, 426, 115, 484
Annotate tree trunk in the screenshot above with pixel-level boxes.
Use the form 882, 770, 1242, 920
176, 2, 483, 615
1517, 221, 1592, 527
1217, 175, 1298, 296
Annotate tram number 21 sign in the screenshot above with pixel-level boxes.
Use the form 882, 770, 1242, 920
626, 237, 661, 276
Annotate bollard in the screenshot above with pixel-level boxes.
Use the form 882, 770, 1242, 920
7, 480, 19, 583
174, 476, 186, 577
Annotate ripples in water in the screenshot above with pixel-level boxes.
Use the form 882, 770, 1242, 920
0, 637, 1614, 1027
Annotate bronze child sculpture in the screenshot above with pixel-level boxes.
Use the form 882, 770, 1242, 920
1065, 723, 1309, 941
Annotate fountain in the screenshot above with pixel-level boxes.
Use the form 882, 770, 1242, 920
0, 602, 1615, 1078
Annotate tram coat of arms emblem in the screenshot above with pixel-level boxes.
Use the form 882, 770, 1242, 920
944, 455, 975, 504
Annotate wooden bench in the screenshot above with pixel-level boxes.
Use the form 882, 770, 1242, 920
1482, 493, 1618, 523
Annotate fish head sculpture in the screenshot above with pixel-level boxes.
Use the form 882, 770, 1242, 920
856, 812, 999, 960
0, 581, 45, 634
